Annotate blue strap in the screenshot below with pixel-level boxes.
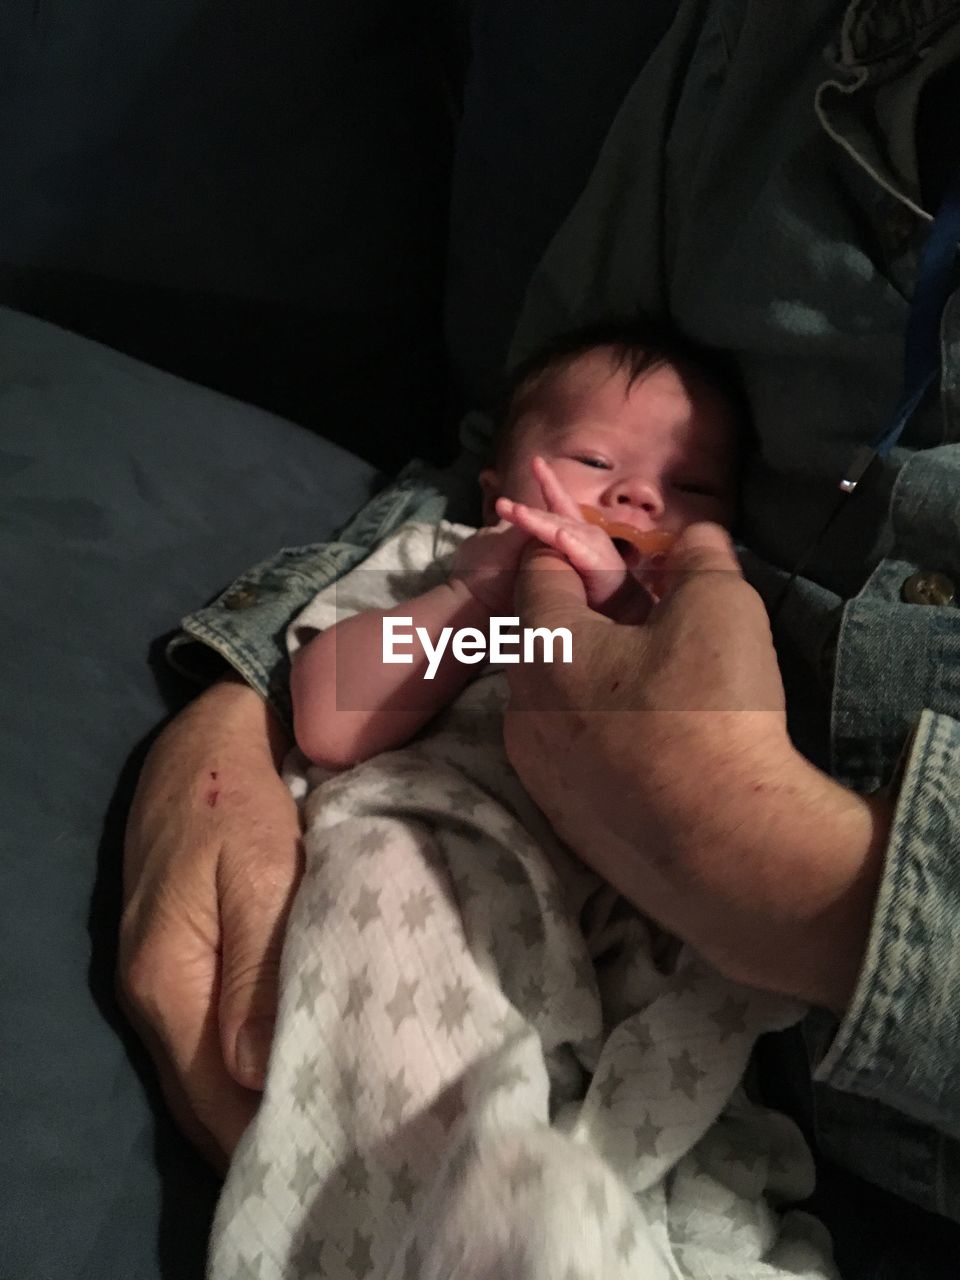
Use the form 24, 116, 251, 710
840, 170, 960, 491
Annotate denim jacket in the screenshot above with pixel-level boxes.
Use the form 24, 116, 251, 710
171, 0, 960, 1230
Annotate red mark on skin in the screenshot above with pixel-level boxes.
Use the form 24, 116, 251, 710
210, 770, 218, 780
207, 789, 220, 807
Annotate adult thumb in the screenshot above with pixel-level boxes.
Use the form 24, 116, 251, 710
218, 836, 303, 1090
513, 541, 591, 630
653, 522, 743, 602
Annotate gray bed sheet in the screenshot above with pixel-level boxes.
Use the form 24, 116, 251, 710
0, 306, 381, 1280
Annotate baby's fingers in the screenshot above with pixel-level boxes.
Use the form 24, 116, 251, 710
498, 498, 628, 609
495, 496, 567, 546
530, 456, 583, 520
498, 499, 618, 565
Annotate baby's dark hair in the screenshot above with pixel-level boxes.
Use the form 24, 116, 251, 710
492, 315, 744, 465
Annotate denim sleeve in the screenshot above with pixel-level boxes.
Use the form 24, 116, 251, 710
814, 709, 960, 1215
806, 446, 960, 1219
165, 463, 453, 732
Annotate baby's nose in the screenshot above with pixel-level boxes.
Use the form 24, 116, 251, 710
611, 477, 663, 516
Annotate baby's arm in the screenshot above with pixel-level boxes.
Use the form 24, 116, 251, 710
291, 577, 491, 770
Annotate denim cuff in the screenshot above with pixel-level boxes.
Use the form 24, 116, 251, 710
165, 461, 452, 731
815, 709, 960, 1142
167, 541, 376, 729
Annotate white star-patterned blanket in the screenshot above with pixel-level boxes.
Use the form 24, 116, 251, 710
207, 523, 838, 1280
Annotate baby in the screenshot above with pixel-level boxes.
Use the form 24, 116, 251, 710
289, 319, 739, 769
208, 322, 836, 1280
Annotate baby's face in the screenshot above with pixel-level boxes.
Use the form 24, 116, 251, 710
482, 350, 738, 534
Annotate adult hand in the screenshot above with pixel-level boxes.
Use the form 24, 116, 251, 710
504, 525, 891, 1010
119, 676, 303, 1168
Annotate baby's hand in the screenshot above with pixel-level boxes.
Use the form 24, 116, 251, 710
496, 457, 652, 622
496, 496, 646, 619
450, 519, 530, 614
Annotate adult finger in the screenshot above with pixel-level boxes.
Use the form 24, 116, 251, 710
513, 541, 592, 627
118, 900, 259, 1167
644, 521, 743, 604
553, 526, 633, 611
217, 814, 304, 1091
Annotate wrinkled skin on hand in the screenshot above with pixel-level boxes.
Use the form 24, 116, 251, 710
503, 525, 888, 1008
119, 676, 303, 1167
503, 523, 788, 903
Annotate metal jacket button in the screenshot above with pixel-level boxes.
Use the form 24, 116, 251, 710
900, 571, 956, 606
223, 585, 259, 610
